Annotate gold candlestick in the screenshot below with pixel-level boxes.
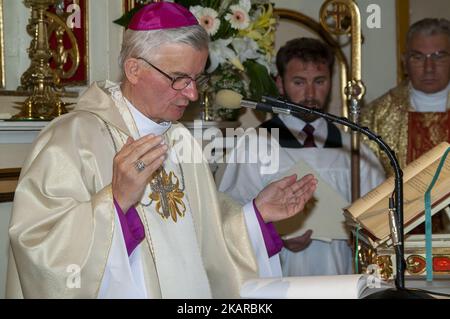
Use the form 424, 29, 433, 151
12, 0, 66, 120
200, 91, 214, 121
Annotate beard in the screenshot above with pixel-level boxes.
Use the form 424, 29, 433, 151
287, 97, 326, 123
300, 98, 322, 108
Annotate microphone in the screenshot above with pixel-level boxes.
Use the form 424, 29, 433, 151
240, 97, 292, 116
214, 89, 243, 109
389, 197, 401, 247
215, 90, 293, 116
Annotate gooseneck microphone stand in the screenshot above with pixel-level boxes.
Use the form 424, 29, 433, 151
242, 96, 435, 298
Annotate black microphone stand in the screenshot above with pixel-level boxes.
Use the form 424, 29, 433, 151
260, 96, 434, 298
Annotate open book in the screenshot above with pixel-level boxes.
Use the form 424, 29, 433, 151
240, 275, 392, 299
345, 142, 450, 242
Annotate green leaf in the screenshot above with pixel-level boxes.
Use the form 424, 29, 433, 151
212, 19, 237, 40
243, 60, 278, 100
113, 6, 144, 28
174, 0, 201, 8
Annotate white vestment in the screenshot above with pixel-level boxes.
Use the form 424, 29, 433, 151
7, 82, 279, 299
98, 85, 281, 298
219, 115, 385, 276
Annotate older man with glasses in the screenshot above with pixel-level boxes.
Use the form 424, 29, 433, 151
361, 18, 450, 175
6, 2, 317, 299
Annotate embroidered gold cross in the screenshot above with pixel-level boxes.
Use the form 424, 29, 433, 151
149, 167, 186, 222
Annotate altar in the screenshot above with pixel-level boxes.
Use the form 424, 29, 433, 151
345, 143, 450, 295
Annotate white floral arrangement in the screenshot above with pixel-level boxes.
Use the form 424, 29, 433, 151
175, 0, 278, 118
115, 0, 278, 119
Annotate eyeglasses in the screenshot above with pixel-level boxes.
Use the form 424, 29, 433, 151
407, 50, 450, 66
136, 57, 206, 91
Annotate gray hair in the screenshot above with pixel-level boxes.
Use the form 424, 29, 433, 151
407, 18, 450, 49
119, 24, 209, 79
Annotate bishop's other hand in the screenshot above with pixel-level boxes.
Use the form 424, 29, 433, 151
255, 174, 317, 223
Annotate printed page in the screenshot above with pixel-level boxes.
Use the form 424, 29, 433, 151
240, 275, 392, 299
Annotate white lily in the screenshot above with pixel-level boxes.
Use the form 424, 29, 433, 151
239, 0, 252, 12
231, 37, 261, 63
208, 38, 244, 73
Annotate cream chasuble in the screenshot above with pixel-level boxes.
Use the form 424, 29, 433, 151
100, 85, 212, 298
6, 82, 263, 299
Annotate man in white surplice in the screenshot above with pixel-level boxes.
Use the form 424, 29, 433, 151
219, 38, 385, 276
6, 3, 317, 299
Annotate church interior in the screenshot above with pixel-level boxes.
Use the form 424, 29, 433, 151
1, 0, 450, 299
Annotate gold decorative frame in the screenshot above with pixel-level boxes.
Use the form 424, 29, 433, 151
124, 0, 135, 11
0, 0, 5, 88
0, 168, 20, 203
47, 0, 90, 86
124, 0, 153, 12
274, 8, 350, 119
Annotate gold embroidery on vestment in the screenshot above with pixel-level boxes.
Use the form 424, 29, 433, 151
149, 167, 186, 222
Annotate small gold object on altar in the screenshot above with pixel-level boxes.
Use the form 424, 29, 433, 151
345, 142, 450, 281
199, 91, 214, 122
12, 0, 79, 120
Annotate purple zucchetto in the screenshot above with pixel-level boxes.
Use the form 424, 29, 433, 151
128, 2, 198, 31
